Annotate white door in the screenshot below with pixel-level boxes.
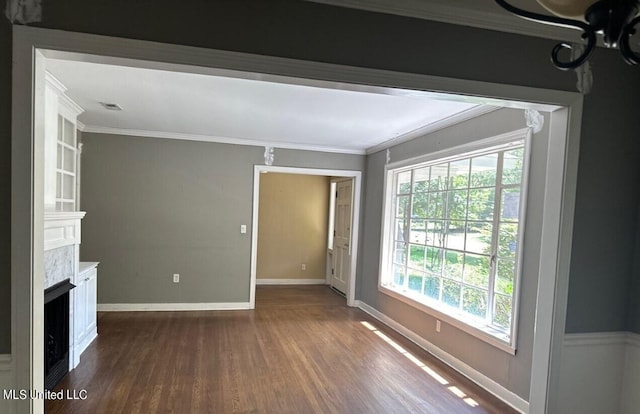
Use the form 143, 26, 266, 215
331, 179, 353, 295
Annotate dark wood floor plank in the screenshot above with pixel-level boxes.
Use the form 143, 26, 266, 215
46, 285, 518, 413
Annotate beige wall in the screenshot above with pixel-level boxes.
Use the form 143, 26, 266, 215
257, 173, 329, 280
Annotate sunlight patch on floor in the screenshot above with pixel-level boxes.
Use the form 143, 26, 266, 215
360, 320, 479, 407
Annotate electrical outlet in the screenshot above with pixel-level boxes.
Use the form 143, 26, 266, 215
301, 264, 306, 271
173, 273, 180, 283
436, 320, 441, 333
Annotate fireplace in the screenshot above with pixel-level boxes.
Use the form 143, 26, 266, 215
44, 279, 75, 391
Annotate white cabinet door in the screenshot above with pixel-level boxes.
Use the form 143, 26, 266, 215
73, 263, 98, 367
85, 268, 97, 334
74, 277, 87, 348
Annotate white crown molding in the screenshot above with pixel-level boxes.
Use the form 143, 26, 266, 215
78, 124, 368, 155
306, 0, 585, 44
256, 278, 326, 285
366, 106, 499, 155
97, 302, 252, 311
355, 300, 529, 413
79, 108, 501, 157
45, 70, 84, 116
44, 71, 67, 94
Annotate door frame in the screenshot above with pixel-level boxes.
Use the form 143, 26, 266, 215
250, 166, 362, 307
12, 26, 582, 414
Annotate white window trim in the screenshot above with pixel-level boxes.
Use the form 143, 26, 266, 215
378, 128, 532, 354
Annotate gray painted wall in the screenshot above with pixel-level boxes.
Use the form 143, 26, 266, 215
628, 192, 640, 334
0, 5, 10, 354
1, 0, 639, 363
79, 132, 364, 304
359, 108, 549, 399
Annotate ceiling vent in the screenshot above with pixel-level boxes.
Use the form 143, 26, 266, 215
99, 102, 123, 111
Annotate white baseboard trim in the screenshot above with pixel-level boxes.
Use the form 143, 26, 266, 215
97, 302, 252, 311
0, 354, 14, 414
256, 278, 327, 285
354, 300, 529, 413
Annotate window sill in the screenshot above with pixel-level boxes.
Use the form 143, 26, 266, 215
378, 285, 517, 355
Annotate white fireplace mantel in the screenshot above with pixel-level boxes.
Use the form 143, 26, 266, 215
44, 211, 86, 252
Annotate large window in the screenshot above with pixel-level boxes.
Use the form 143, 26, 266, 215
380, 131, 530, 352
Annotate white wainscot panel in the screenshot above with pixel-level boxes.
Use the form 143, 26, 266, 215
0, 355, 15, 414
621, 334, 640, 414
557, 333, 626, 414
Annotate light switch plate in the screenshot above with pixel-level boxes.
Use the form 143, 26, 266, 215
240, 224, 247, 234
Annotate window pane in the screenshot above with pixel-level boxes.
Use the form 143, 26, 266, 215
394, 242, 407, 265
413, 167, 430, 193
63, 147, 75, 172
493, 294, 512, 329
444, 250, 463, 280
63, 174, 74, 200
470, 154, 497, 187
429, 164, 448, 191
427, 220, 445, 248
449, 159, 470, 189
444, 220, 465, 251
463, 286, 488, 318
56, 143, 62, 169
447, 189, 468, 221
61, 201, 74, 212
393, 264, 405, 286
424, 274, 440, 299
396, 195, 410, 218
502, 148, 524, 185
409, 220, 426, 244
501, 187, 520, 222
56, 173, 62, 198
465, 222, 492, 255
442, 280, 461, 308
397, 171, 412, 194
425, 247, 443, 273
408, 270, 424, 293
496, 259, 515, 295
412, 192, 428, 219
427, 192, 445, 219
63, 119, 75, 145
409, 244, 425, 270
467, 188, 495, 221
498, 222, 519, 259
463, 254, 490, 288
394, 219, 406, 242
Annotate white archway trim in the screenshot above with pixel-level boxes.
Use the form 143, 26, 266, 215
11, 25, 582, 414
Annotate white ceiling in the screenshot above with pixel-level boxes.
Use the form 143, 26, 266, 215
45, 58, 491, 155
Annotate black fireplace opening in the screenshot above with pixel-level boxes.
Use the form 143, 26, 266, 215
44, 279, 75, 391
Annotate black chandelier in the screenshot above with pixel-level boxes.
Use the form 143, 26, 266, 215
494, 0, 640, 69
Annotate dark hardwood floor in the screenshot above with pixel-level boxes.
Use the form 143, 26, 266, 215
46, 286, 518, 413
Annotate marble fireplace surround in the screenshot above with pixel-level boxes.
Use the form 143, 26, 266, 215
44, 211, 85, 289
44, 211, 86, 371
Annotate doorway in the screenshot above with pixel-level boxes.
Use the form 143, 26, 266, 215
250, 166, 362, 308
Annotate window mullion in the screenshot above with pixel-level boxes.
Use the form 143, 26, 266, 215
488, 152, 505, 325
403, 171, 415, 291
